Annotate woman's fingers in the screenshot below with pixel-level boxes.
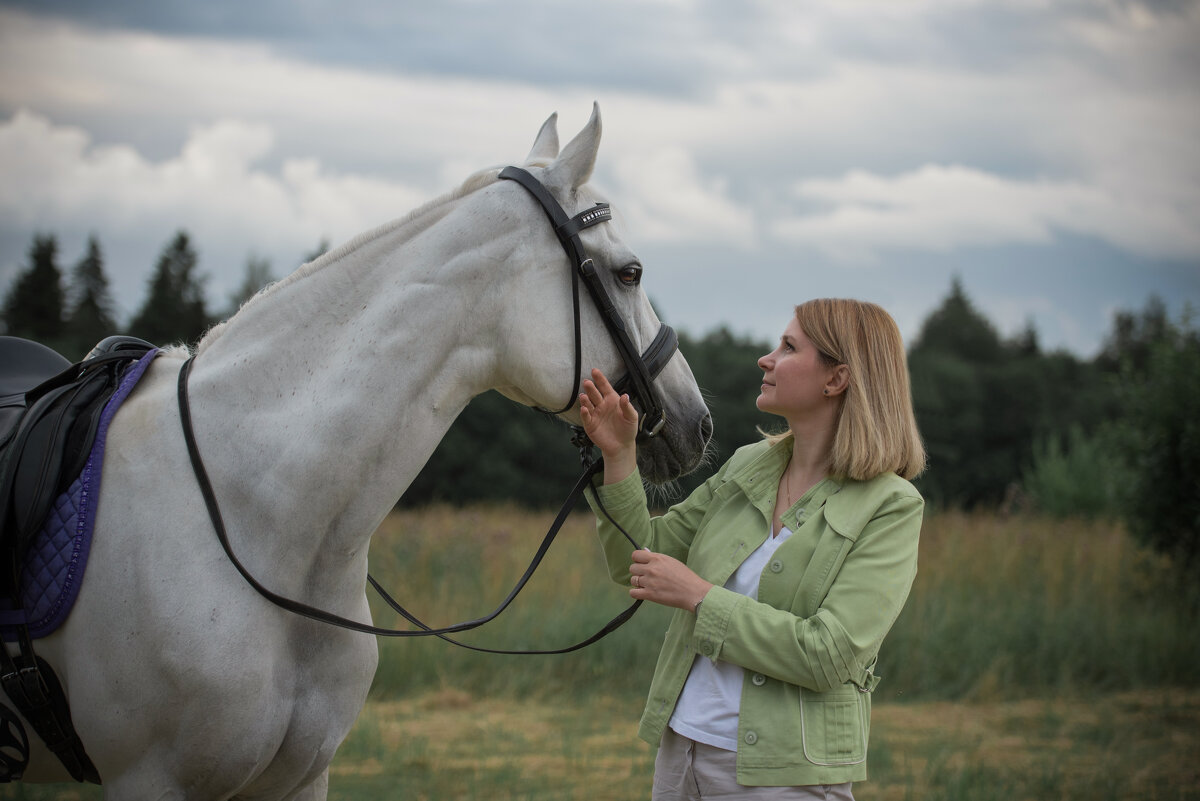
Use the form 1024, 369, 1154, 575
590, 367, 616, 394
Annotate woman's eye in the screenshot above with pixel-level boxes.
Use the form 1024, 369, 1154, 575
618, 266, 643, 286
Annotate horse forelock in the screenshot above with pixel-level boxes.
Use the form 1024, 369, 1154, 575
196, 167, 507, 353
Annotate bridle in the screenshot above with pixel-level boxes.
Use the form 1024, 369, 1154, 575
177, 166, 679, 653
497, 165, 676, 437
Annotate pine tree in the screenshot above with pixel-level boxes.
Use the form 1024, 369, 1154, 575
909, 275, 1003, 363
63, 234, 118, 359
128, 231, 212, 347
908, 277, 1031, 507
1, 234, 66, 345
223, 253, 275, 320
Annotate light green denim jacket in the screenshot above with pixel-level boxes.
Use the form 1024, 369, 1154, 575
588, 436, 923, 786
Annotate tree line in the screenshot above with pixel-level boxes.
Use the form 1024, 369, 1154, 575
3, 231, 1197, 572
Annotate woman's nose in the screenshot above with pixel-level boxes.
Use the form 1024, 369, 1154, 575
758, 351, 772, 370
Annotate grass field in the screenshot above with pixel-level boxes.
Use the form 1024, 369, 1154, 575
2, 505, 1198, 799
326, 688, 1200, 800
8, 690, 1195, 800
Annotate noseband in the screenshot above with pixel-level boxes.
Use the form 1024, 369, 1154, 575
497, 166, 676, 437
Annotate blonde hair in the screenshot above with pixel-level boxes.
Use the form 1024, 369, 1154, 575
769, 299, 926, 481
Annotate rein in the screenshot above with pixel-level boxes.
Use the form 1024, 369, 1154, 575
178, 165, 678, 654
180, 353, 637, 651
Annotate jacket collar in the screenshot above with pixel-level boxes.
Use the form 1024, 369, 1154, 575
726, 436, 844, 529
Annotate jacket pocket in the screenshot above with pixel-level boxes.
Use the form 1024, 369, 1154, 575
799, 684, 868, 766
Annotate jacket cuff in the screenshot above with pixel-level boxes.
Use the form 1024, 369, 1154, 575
592, 468, 648, 514
691, 586, 741, 663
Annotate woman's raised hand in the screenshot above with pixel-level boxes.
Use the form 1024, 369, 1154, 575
579, 368, 639, 484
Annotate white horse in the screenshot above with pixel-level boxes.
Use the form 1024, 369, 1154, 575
18, 106, 711, 798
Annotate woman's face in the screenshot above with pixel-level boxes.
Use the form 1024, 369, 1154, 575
756, 317, 836, 420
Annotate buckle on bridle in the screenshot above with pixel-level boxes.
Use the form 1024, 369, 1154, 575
640, 412, 667, 438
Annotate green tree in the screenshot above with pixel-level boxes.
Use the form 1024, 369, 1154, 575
398, 391, 581, 508
63, 234, 118, 360
224, 253, 275, 320
1106, 304, 1200, 571
1, 234, 66, 347
910, 275, 1005, 365
128, 231, 212, 347
904, 277, 1114, 509
1096, 294, 1170, 375
400, 326, 769, 509
907, 278, 1012, 507
670, 327, 773, 499
1021, 425, 1126, 518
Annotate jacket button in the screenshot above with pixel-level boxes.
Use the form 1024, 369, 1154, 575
744, 731, 758, 745
701, 641, 714, 655
752, 673, 766, 686
769, 559, 783, 573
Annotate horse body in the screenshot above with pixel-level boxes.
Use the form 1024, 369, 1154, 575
17, 107, 711, 798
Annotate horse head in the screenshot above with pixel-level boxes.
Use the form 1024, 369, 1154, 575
486, 105, 712, 483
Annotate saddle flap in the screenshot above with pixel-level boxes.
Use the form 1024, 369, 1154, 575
11, 378, 110, 540
0, 337, 155, 583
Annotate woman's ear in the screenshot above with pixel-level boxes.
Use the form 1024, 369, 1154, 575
825, 364, 850, 398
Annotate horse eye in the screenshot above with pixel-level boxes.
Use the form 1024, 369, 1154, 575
618, 266, 643, 286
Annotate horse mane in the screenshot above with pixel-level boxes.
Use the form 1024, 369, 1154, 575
195, 167, 505, 354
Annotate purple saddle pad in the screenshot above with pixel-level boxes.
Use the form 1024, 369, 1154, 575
1, 348, 158, 641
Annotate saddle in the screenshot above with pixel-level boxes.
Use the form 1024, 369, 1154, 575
0, 335, 154, 579
0, 334, 154, 785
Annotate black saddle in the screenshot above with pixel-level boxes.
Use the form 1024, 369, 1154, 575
0, 335, 154, 589
0, 334, 153, 785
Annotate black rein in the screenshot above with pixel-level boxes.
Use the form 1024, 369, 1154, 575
178, 355, 641, 653
175, 165, 680, 654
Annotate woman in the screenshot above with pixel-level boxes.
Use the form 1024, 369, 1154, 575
578, 298, 926, 799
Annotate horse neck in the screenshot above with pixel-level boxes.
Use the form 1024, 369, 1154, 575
189, 199, 505, 587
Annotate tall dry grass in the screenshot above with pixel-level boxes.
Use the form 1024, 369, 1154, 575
365, 505, 1200, 702
880, 511, 1198, 701
365, 504, 672, 699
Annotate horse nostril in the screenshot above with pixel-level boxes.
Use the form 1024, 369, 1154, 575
699, 413, 714, 443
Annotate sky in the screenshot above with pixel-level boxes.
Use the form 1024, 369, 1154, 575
1, 0, 1197, 357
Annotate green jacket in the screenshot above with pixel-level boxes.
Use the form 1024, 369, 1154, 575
588, 436, 923, 786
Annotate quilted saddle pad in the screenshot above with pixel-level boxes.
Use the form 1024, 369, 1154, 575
1, 347, 158, 641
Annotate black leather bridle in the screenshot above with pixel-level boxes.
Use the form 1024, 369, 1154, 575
177, 166, 679, 653
496, 165, 677, 437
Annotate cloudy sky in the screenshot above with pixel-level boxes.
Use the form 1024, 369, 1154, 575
1, 0, 1197, 357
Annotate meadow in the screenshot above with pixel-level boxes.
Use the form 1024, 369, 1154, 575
3, 505, 1197, 799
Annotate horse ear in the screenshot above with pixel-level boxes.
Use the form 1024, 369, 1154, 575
525, 112, 560, 165
545, 102, 601, 191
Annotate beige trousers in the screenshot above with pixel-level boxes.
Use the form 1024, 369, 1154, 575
651, 728, 856, 801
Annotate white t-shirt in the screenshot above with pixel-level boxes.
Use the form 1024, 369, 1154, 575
667, 523, 794, 752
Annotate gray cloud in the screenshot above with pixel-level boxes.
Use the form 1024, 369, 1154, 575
1, 0, 1197, 356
